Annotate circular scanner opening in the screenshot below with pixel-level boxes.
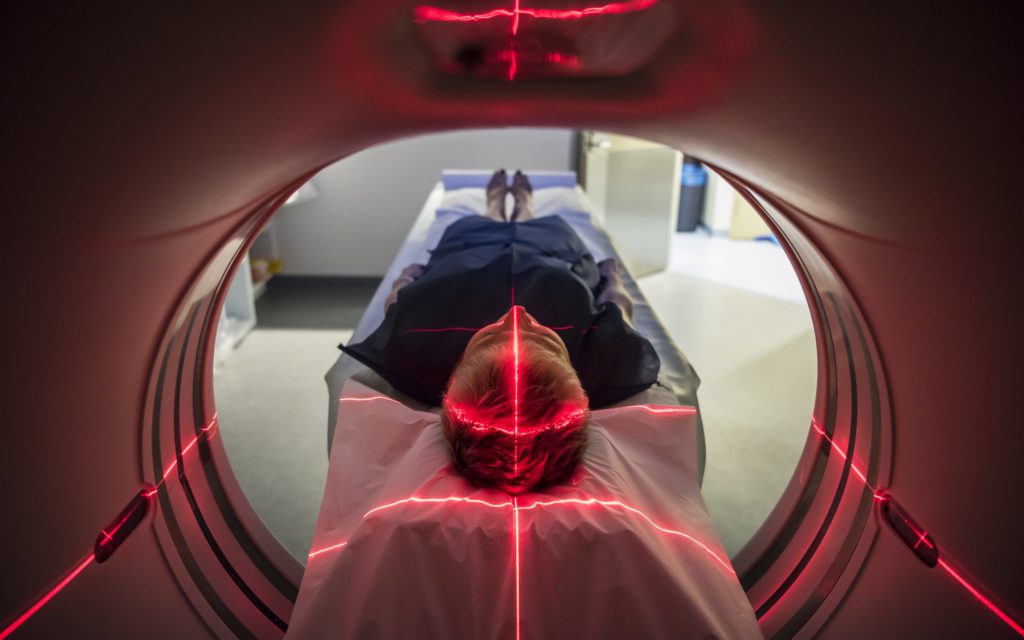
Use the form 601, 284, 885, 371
143, 128, 889, 639
211, 128, 815, 564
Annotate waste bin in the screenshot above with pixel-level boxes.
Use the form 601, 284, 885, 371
676, 159, 707, 232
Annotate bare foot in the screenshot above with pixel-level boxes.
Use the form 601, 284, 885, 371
510, 170, 534, 221
486, 169, 508, 221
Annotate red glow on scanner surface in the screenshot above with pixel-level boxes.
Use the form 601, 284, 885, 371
2, 415, 218, 637
414, 0, 658, 24
415, 0, 658, 80
809, 419, 1024, 634
0, 554, 95, 640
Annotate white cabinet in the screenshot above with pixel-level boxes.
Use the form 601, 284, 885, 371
582, 132, 682, 277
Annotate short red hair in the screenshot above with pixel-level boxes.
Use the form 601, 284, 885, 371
443, 341, 589, 495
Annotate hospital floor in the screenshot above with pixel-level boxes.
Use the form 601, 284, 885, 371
214, 232, 815, 562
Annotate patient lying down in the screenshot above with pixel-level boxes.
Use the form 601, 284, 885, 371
342, 169, 658, 492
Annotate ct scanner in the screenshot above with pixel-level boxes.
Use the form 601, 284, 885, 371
3, 1, 1022, 638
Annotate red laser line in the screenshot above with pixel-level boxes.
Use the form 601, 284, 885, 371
363, 495, 514, 519
809, 420, 1023, 633
451, 405, 587, 436
0, 553, 95, 640
405, 324, 582, 334
511, 302, 521, 480
912, 530, 933, 551
518, 497, 734, 573
310, 491, 1024, 636
810, 419, 877, 495
529, 0, 657, 19
508, 46, 518, 81
513, 496, 522, 640
143, 415, 219, 498
633, 405, 697, 416
308, 541, 348, 560
339, 395, 408, 409
414, 0, 657, 24
415, 6, 514, 22
886, 504, 934, 552
98, 504, 141, 547
323, 405, 1017, 636
938, 559, 1024, 637
157, 417, 219, 485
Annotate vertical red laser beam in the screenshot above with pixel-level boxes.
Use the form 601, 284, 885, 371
938, 559, 1024, 637
0, 553, 95, 640
511, 300, 521, 480
513, 496, 522, 640
508, 47, 518, 81
511, 0, 521, 34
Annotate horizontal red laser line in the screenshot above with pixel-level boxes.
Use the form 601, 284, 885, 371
938, 559, 1024, 637
0, 553, 95, 640
364, 496, 514, 519
339, 395, 407, 408
633, 405, 697, 416
520, 497, 734, 573
308, 541, 348, 560
414, 0, 657, 24
309, 495, 515, 561
318, 491, 729, 575
403, 324, 582, 334
448, 404, 586, 436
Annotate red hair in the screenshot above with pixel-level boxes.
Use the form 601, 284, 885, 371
443, 341, 589, 495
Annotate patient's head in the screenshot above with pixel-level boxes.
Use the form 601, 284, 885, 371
442, 306, 589, 495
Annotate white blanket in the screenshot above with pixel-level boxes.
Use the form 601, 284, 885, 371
289, 380, 761, 639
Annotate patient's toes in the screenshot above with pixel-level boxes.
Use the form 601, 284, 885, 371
487, 169, 508, 193
512, 170, 532, 194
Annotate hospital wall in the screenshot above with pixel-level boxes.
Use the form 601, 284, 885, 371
272, 128, 578, 277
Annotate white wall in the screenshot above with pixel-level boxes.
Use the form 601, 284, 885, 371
274, 128, 577, 276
